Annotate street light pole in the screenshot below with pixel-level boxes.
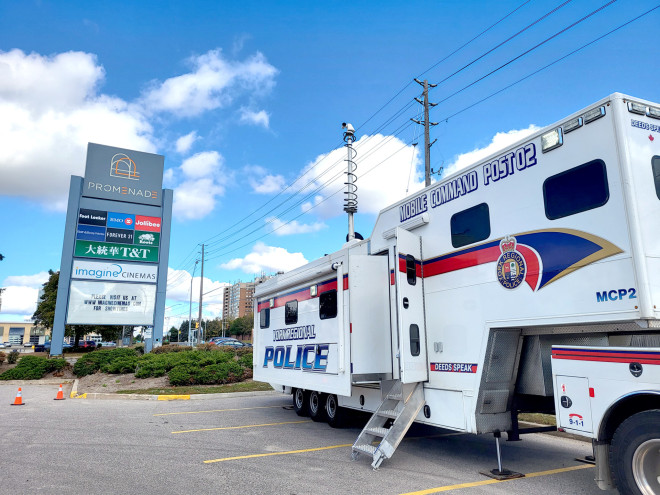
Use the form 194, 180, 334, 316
188, 260, 199, 347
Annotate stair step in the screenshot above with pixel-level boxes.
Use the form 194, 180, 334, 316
353, 444, 378, 456
386, 393, 402, 400
378, 409, 400, 419
366, 426, 389, 437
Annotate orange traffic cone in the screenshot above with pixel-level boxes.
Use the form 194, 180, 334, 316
11, 387, 24, 406
54, 384, 64, 401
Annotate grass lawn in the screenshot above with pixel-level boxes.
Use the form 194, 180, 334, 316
116, 381, 274, 395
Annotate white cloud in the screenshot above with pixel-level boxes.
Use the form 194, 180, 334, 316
266, 217, 326, 236
175, 131, 198, 153
3, 271, 50, 288
0, 271, 50, 318
220, 242, 308, 274
239, 108, 269, 128
142, 49, 278, 117
444, 125, 541, 177
172, 151, 229, 220
0, 286, 39, 317
0, 49, 155, 210
298, 134, 424, 219
246, 165, 285, 194
165, 267, 229, 323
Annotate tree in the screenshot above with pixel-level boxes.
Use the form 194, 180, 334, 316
168, 326, 178, 342
178, 320, 190, 342
33, 270, 130, 345
229, 314, 253, 339
205, 318, 223, 338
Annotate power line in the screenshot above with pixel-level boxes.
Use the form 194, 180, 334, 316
439, 3, 660, 123
432, 0, 619, 105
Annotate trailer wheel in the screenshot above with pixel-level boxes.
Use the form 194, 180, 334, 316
292, 388, 309, 417
609, 409, 660, 495
325, 394, 347, 428
309, 391, 328, 422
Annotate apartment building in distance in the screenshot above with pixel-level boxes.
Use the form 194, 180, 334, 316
222, 282, 256, 320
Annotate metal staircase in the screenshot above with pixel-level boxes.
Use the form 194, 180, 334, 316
351, 380, 426, 469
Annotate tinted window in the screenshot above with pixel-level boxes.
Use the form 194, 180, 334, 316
406, 255, 417, 285
544, 159, 609, 220
450, 203, 490, 248
319, 290, 337, 320
285, 300, 298, 325
259, 308, 270, 328
409, 324, 420, 357
652, 156, 660, 200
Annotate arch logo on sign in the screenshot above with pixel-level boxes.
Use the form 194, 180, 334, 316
110, 153, 139, 180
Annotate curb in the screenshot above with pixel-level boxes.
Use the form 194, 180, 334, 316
69, 380, 279, 401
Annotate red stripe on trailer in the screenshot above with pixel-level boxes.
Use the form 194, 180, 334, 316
422, 246, 500, 277
552, 348, 660, 365
256, 274, 348, 309
390, 270, 395, 285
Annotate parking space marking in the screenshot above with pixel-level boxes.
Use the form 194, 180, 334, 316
204, 443, 354, 463
203, 431, 464, 464
172, 420, 311, 434
154, 405, 285, 416
399, 464, 595, 494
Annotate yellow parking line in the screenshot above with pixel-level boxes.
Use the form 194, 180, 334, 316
172, 420, 310, 434
155, 405, 284, 416
204, 443, 354, 463
399, 463, 595, 494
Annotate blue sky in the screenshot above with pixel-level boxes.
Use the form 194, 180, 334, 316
0, 0, 658, 328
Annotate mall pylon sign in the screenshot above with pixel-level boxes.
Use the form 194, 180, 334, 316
51, 143, 173, 355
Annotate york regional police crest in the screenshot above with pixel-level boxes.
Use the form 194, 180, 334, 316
496, 236, 526, 289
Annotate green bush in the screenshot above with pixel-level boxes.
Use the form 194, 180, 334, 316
152, 344, 192, 354
102, 356, 139, 374
168, 364, 198, 386
0, 355, 68, 380
73, 348, 138, 377
7, 350, 19, 364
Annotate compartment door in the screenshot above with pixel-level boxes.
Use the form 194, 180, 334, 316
395, 228, 428, 383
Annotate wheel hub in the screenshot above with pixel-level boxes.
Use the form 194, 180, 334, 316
632, 439, 660, 495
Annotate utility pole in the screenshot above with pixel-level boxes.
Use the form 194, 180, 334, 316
188, 259, 199, 346
198, 244, 205, 343
412, 79, 438, 187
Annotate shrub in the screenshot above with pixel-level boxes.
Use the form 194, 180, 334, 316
0, 351, 5, 364
73, 348, 138, 377
102, 356, 139, 374
152, 344, 192, 354
168, 364, 198, 386
7, 350, 19, 364
0, 355, 68, 380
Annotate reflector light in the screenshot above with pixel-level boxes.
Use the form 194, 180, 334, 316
269, 298, 274, 308
589, 387, 595, 398
310, 285, 317, 297
563, 117, 583, 134
627, 101, 646, 115
541, 128, 563, 153
584, 106, 606, 124
647, 106, 660, 120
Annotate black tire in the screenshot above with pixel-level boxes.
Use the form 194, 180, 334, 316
292, 388, 309, 417
309, 391, 328, 422
325, 394, 347, 428
609, 409, 660, 495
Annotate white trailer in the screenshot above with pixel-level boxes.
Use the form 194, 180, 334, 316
254, 93, 660, 494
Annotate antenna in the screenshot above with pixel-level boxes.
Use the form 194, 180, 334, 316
342, 122, 358, 241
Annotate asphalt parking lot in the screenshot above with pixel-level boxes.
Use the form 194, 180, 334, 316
0, 383, 612, 494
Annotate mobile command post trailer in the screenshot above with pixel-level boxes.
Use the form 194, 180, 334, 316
254, 93, 660, 494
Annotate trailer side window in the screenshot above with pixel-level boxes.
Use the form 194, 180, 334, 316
405, 255, 417, 285
450, 203, 491, 248
543, 159, 609, 220
652, 156, 660, 200
409, 324, 420, 356
285, 300, 298, 325
259, 308, 270, 329
319, 290, 337, 320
